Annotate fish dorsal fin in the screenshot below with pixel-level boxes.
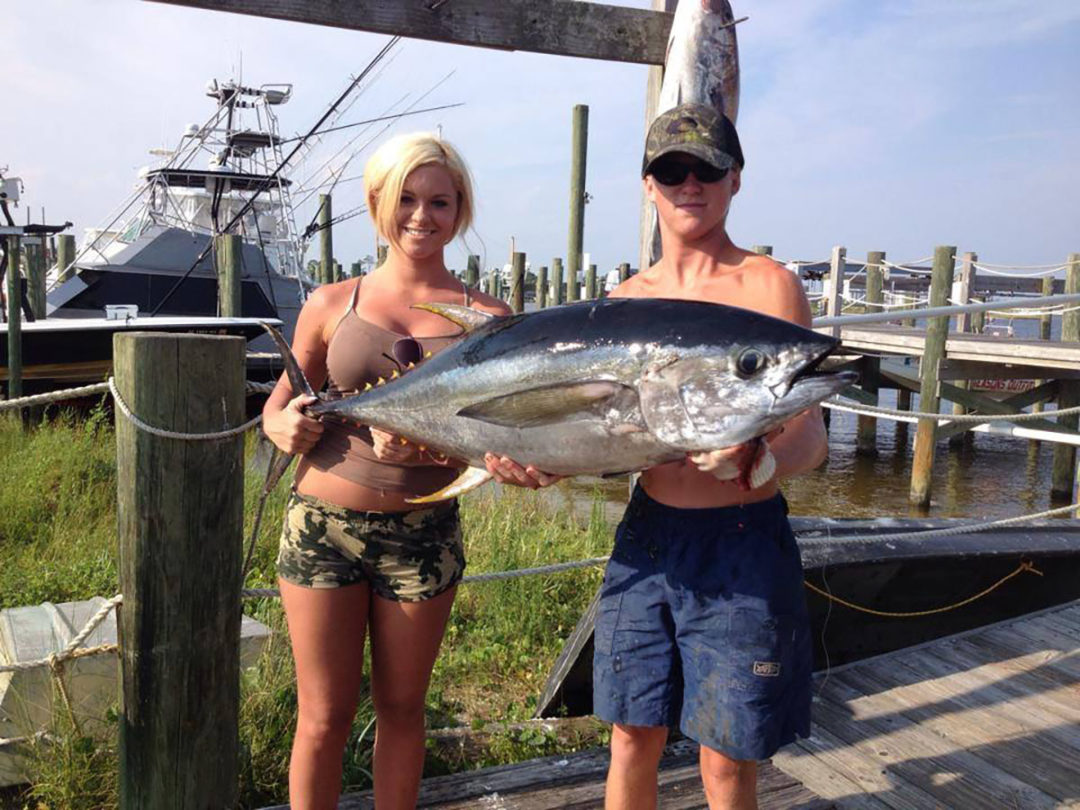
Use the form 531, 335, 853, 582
406, 465, 493, 504
458, 381, 633, 429
412, 303, 497, 332
261, 322, 316, 398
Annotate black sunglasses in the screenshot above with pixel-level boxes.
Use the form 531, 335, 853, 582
649, 158, 729, 186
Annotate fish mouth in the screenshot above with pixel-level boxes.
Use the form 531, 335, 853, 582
773, 349, 858, 401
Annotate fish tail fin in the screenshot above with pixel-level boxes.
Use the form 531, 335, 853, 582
261, 322, 317, 399
405, 466, 493, 504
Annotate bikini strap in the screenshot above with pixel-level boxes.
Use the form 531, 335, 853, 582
330, 277, 362, 334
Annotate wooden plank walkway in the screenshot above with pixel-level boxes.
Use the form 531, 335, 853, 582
835, 326, 1080, 373
321, 741, 831, 809
771, 600, 1080, 809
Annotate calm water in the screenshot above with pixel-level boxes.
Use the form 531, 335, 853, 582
554, 395, 1060, 525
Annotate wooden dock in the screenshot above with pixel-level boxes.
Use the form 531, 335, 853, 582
320, 741, 830, 809
772, 600, 1080, 808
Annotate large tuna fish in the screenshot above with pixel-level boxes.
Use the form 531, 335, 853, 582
265, 298, 855, 503
647, 0, 742, 264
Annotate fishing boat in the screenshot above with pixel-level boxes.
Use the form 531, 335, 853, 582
38, 79, 312, 380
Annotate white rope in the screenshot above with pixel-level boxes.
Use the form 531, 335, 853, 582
0, 595, 123, 675
0, 382, 110, 410
109, 378, 262, 441
974, 260, 1071, 271
815, 290, 1080, 328
803, 502, 1080, 544
825, 397, 1080, 424
240, 555, 612, 600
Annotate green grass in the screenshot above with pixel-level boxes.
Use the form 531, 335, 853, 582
0, 411, 614, 808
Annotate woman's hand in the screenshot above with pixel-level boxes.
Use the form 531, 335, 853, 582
263, 395, 323, 455
370, 427, 424, 464
484, 453, 562, 489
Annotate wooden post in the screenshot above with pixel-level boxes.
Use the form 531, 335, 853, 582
510, 251, 526, 313
1051, 253, 1080, 500
215, 233, 242, 318
566, 104, 588, 303
27, 241, 46, 319
910, 245, 956, 508
825, 246, 845, 338
751, 245, 773, 256
1027, 274, 1056, 458
376, 244, 388, 267
618, 262, 630, 285
5, 235, 22, 401
57, 233, 77, 283
537, 265, 548, 309
585, 263, 597, 300
856, 250, 884, 456
949, 252, 977, 448
318, 195, 333, 284
465, 254, 480, 289
552, 257, 564, 306
638, 0, 677, 272
488, 268, 500, 300
114, 333, 245, 809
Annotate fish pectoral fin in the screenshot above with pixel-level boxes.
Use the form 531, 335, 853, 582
457, 381, 633, 429
261, 322, 317, 398
406, 466, 493, 504
411, 303, 498, 332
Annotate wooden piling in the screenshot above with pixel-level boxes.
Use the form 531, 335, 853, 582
318, 194, 333, 285
585, 263, 597, 300
488, 268, 500, 301
5, 235, 22, 401
566, 104, 588, 303
377, 244, 388, 267
910, 245, 957, 508
56, 233, 76, 283
510, 252, 526, 313
537, 265, 548, 309
825, 246, 846, 337
466, 254, 480, 289
552, 257, 564, 306
1027, 275, 1056, 458
26, 242, 46, 319
1051, 253, 1080, 500
949, 252, 977, 448
751, 245, 773, 256
856, 251, 884, 457
114, 332, 245, 809
618, 262, 630, 285
215, 233, 242, 318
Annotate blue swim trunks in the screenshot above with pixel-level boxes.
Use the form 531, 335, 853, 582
593, 484, 812, 761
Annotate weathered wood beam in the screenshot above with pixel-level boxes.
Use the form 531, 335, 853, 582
144, 0, 674, 65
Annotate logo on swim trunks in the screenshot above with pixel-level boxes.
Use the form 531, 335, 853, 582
753, 661, 781, 677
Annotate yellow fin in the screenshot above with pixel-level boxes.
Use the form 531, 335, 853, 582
406, 466, 493, 504
412, 302, 498, 332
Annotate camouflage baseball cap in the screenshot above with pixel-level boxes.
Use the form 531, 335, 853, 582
642, 103, 744, 177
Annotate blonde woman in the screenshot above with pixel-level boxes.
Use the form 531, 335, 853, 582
263, 133, 509, 809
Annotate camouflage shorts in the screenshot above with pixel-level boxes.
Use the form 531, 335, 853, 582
276, 491, 465, 601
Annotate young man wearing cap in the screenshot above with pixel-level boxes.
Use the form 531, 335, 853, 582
486, 102, 823, 809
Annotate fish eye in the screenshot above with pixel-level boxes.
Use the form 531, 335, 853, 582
735, 348, 767, 378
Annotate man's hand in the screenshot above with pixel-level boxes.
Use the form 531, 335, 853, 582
688, 436, 776, 490
484, 453, 563, 489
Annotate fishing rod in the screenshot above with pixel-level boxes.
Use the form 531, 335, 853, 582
149, 36, 401, 316
278, 103, 464, 145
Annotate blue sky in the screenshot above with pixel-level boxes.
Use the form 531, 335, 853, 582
4, 0, 1078, 276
